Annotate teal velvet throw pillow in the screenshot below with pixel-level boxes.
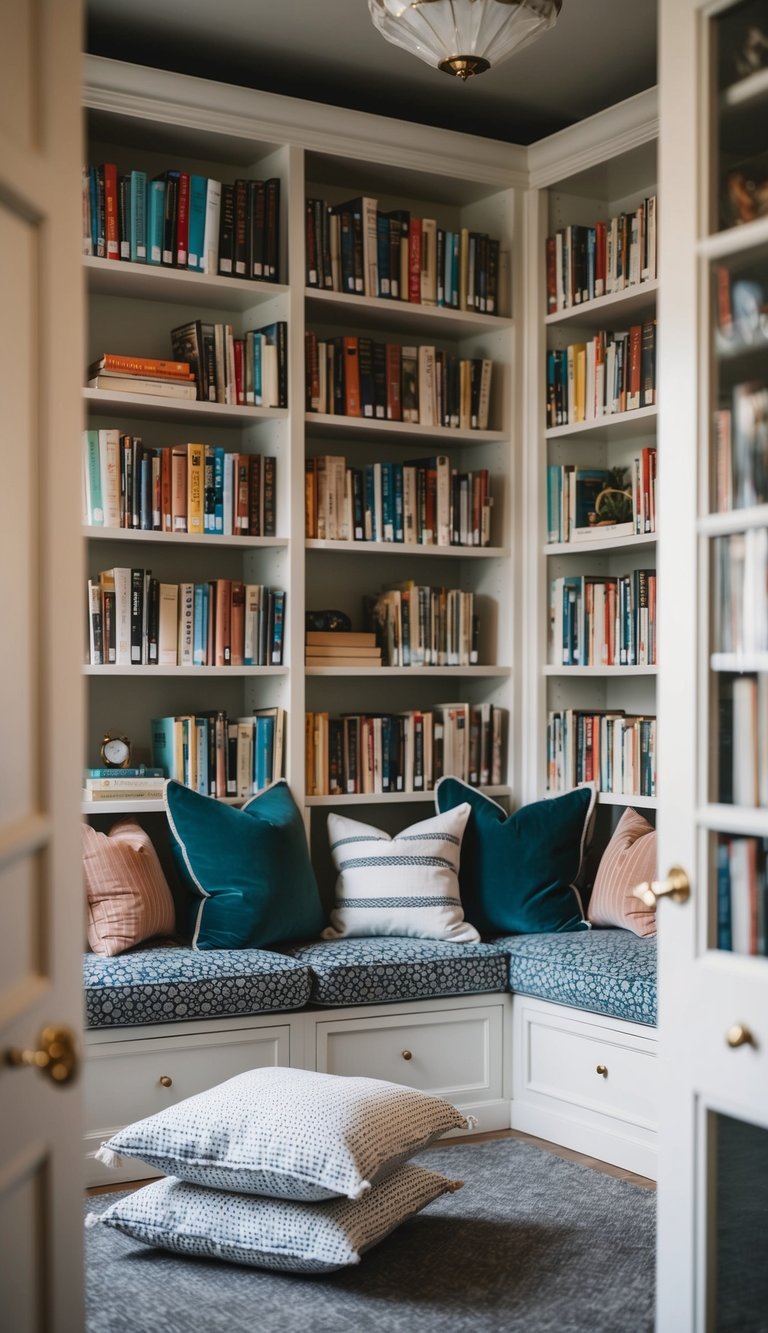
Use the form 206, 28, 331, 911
165, 780, 326, 950
434, 778, 595, 936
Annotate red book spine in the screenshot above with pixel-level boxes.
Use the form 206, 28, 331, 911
408, 216, 422, 304
343, 336, 361, 417
546, 236, 557, 314
595, 221, 606, 296
102, 162, 120, 260
234, 338, 244, 405
175, 171, 190, 266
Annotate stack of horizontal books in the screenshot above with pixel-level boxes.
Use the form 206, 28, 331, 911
82, 767, 166, 802
87, 353, 198, 399
305, 630, 381, 668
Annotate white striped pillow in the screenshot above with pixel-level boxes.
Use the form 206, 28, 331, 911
323, 804, 479, 942
587, 807, 657, 936
82, 819, 176, 956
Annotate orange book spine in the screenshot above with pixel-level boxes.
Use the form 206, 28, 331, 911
97, 354, 194, 377
214, 578, 232, 667
343, 336, 361, 417
230, 581, 245, 666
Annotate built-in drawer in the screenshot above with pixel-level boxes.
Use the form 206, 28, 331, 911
84, 1022, 290, 1186
524, 1007, 658, 1129
315, 1003, 504, 1107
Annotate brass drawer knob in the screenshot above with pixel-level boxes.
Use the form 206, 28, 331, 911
159, 1074, 173, 1087
726, 1024, 756, 1050
401, 1049, 413, 1061
596, 1064, 608, 1078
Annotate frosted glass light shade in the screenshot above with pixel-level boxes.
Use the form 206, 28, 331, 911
368, 0, 562, 80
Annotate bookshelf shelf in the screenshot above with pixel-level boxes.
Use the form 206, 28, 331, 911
597, 792, 658, 809
306, 538, 507, 559
305, 665, 510, 678
83, 388, 288, 425
698, 803, 768, 839
85, 255, 289, 311
304, 786, 510, 808
543, 665, 658, 677
84, 527, 288, 549
697, 214, 768, 261
545, 406, 657, 442
545, 278, 658, 329
544, 532, 656, 556
306, 286, 512, 339
305, 413, 505, 446
699, 504, 768, 536
710, 652, 768, 674
84, 665, 289, 677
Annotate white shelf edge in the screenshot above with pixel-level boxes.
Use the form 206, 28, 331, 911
306, 286, 512, 330
84, 255, 288, 305
306, 413, 505, 444
596, 791, 657, 809
711, 653, 768, 674
81, 795, 251, 815
84, 665, 289, 677
306, 539, 507, 559
545, 278, 658, 326
84, 388, 288, 422
698, 506, 768, 537
305, 785, 510, 807
546, 406, 657, 439
697, 215, 768, 262
84, 527, 287, 548
698, 804, 768, 838
545, 532, 657, 556
543, 665, 657, 677
306, 665, 511, 678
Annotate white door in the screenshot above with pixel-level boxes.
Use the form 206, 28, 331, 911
657, 1, 768, 1328
0, 2, 86, 1329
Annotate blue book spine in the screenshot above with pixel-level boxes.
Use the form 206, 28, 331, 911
381, 462, 394, 542
252, 331, 262, 406
150, 716, 177, 778
364, 465, 376, 542
85, 767, 164, 779
193, 584, 208, 665
129, 170, 147, 263
194, 718, 209, 794
255, 715, 274, 790
146, 179, 165, 265
187, 175, 208, 271
717, 840, 733, 951
269, 589, 285, 665
393, 464, 404, 542
586, 226, 596, 302
376, 211, 390, 298
214, 447, 225, 533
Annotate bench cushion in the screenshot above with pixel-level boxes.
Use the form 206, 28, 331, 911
497, 929, 657, 1026
83, 947, 313, 1029
288, 937, 509, 1007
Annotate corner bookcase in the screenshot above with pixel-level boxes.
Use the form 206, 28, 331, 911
522, 88, 659, 848
81, 56, 525, 894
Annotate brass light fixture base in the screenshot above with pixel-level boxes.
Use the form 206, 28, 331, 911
438, 54, 491, 78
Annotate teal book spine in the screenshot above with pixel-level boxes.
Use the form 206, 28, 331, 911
193, 584, 208, 665
254, 714, 274, 790
84, 430, 104, 525
187, 174, 207, 271
146, 179, 165, 265
150, 716, 176, 779
85, 767, 164, 779
129, 170, 147, 263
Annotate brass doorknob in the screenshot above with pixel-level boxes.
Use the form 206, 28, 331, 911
726, 1024, 756, 1050
401, 1049, 413, 1061
159, 1075, 173, 1087
596, 1064, 608, 1078
4, 1025, 78, 1085
633, 866, 690, 908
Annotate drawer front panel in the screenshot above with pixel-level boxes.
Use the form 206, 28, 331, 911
86, 1024, 291, 1136
526, 1013, 657, 1129
316, 1006, 502, 1101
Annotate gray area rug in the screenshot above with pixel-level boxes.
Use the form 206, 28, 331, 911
84, 1139, 655, 1333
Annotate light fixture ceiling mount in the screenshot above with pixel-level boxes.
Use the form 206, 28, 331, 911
368, 0, 562, 81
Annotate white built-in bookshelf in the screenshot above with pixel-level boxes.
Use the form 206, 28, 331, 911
525, 89, 659, 818
81, 56, 525, 873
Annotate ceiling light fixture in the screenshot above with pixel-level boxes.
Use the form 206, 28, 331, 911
368, 0, 562, 81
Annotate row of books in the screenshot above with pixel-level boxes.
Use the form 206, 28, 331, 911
717, 835, 768, 956
86, 571, 285, 668
546, 710, 657, 798
715, 269, 768, 354
546, 453, 657, 544
549, 570, 657, 668
712, 381, 768, 513
169, 319, 288, 407
718, 674, 768, 809
305, 331, 493, 430
306, 454, 492, 548
305, 630, 381, 669
546, 322, 657, 428
546, 196, 657, 314
83, 163, 280, 282
82, 431, 276, 537
152, 708, 286, 801
305, 195, 502, 313
714, 529, 768, 656
365, 584, 480, 668
306, 703, 506, 796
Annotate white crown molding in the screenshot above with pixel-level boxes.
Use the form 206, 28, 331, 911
84, 55, 528, 189
526, 86, 658, 189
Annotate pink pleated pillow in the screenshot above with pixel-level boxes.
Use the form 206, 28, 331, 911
587, 807, 657, 936
82, 819, 176, 956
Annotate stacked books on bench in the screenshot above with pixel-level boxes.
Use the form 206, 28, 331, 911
87, 353, 198, 399
305, 630, 381, 668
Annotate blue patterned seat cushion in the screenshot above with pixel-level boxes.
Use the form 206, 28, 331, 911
288, 937, 509, 1007
496, 929, 657, 1026
83, 947, 312, 1029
